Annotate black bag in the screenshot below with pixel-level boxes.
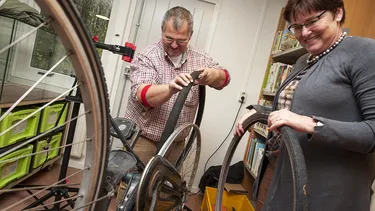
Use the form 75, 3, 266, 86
198, 161, 244, 193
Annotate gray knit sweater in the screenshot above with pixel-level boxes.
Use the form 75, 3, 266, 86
262, 36, 375, 211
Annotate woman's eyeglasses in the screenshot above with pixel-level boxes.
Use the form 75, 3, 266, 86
288, 10, 327, 34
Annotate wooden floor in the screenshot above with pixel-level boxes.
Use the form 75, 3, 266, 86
0, 164, 203, 211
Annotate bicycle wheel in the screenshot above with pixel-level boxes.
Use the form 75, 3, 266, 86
137, 123, 201, 211
214, 112, 309, 211
0, 1, 110, 210
158, 123, 201, 195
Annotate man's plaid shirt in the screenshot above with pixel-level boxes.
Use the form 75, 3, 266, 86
124, 40, 230, 142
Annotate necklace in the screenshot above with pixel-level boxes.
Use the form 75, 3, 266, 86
307, 31, 347, 64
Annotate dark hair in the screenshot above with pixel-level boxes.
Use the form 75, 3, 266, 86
284, 0, 346, 25
162, 6, 194, 35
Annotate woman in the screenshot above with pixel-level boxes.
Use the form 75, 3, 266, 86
235, 0, 375, 210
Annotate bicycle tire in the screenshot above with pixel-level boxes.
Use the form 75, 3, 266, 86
214, 112, 309, 211
157, 70, 204, 152
136, 123, 201, 211
158, 123, 201, 191
38, 1, 111, 210
0, 1, 110, 210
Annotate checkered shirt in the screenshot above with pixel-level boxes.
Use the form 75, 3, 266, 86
124, 40, 230, 142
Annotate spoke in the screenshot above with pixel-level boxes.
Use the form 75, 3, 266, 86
0, 139, 87, 164
0, 84, 79, 138
0, 54, 70, 122
181, 167, 194, 178
72, 191, 115, 211
22, 194, 82, 211
0, 110, 88, 158
0, 19, 51, 55
0, 183, 80, 193
1, 167, 88, 211
180, 146, 196, 178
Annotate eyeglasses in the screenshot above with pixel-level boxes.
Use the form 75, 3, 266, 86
163, 35, 189, 45
288, 10, 327, 34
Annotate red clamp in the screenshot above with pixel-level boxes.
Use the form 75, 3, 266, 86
122, 42, 136, 62
92, 35, 99, 43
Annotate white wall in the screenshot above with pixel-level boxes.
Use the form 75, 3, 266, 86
193, 0, 286, 191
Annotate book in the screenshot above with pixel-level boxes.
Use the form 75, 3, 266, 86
253, 147, 265, 176
251, 142, 265, 176
247, 138, 257, 170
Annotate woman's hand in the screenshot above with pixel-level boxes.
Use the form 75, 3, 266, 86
268, 109, 316, 133
234, 109, 257, 136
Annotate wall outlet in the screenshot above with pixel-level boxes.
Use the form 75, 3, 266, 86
238, 91, 247, 103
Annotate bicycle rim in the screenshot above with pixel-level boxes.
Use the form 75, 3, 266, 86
214, 112, 309, 211
159, 123, 201, 193
136, 123, 201, 210
0, 0, 110, 210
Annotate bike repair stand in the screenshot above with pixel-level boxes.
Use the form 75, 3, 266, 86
20, 40, 138, 210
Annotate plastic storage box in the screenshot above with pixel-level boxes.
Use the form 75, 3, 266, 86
0, 108, 41, 148
201, 187, 254, 211
32, 133, 62, 168
0, 145, 34, 188
39, 103, 67, 133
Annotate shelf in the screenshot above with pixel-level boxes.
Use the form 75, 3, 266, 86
0, 82, 63, 108
0, 156, 61, 192
271, 46, 308, 64
262, 91, 276, 97
253, 123, 268, 138
254, 128, 268, 139
245, 164, 257, 179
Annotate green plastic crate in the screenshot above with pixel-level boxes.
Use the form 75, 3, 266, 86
0, 108, 41, 148
0, 145, 34, 188
32, 133, 62, 168
39, 103, 68, 133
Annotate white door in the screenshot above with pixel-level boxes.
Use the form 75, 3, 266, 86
111, 0, 218, 150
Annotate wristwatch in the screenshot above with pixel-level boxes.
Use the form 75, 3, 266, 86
316, 121, 324, 127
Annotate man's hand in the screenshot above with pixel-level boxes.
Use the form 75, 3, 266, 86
197, 68, 221, 86
168, 73, 197, 94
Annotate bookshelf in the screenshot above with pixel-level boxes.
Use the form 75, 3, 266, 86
241, 7, 308, 210
271, 46, 307, 64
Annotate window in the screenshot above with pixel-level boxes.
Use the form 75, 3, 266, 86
1, 0, 113, 92
30, 0, 113, 75
0, 16, 15, 81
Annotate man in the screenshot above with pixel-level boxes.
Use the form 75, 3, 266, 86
124, 6, 230, 165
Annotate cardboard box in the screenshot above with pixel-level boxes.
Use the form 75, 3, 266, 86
224, 183, 248, 194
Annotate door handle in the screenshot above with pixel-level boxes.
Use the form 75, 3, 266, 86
124, 66, 131, 77
37, 71, 54, 77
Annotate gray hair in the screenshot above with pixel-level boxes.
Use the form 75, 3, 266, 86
161, 6, 194, 35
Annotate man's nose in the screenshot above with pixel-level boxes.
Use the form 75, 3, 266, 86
170, 41, 178, 49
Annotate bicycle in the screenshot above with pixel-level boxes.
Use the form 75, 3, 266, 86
0, 1, 202, 210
